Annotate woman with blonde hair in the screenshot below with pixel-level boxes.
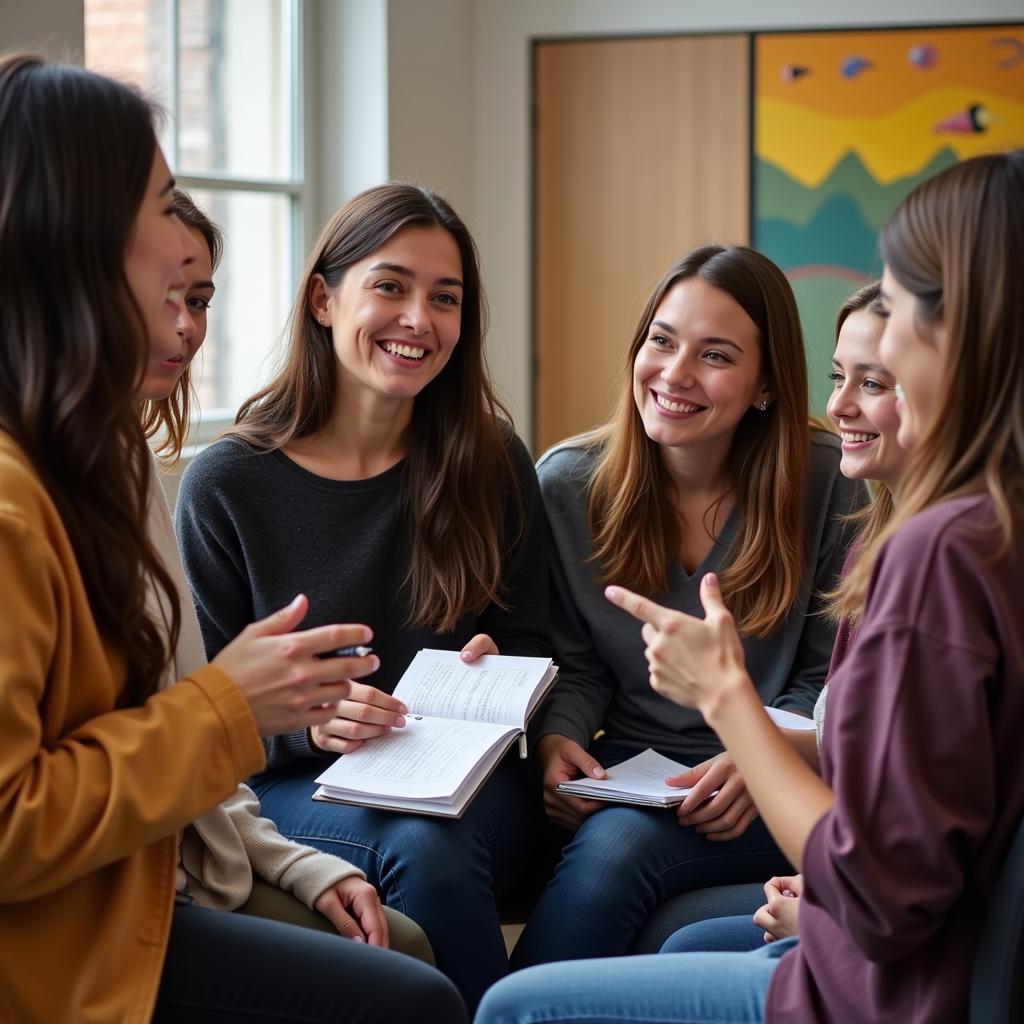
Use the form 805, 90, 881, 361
512, 244, 865, 965
175, 183, 549, 1011
656, 278, 907, 955
480, 149, 1024, 1024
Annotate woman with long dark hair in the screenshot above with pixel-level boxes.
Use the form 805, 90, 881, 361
175, 183, 549, 1011
0, 55, 464, 1024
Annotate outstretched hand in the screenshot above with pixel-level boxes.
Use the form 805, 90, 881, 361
605, 573, 748, 717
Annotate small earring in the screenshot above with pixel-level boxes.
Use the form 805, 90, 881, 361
760, 400, 768, 412
318, 317, 325, 326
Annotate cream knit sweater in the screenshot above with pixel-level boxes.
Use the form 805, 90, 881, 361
147, 459, 364, 911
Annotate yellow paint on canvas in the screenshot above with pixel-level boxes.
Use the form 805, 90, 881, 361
758, 26, 1024, 116
758, 88, 1024, 187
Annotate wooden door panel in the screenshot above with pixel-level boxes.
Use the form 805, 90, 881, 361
534, 35, 750, 453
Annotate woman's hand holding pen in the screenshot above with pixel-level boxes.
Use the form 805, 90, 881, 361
310, 632, 500, 754
212, 593, 381, 737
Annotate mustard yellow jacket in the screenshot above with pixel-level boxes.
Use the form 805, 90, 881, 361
0, 435, 265, 1023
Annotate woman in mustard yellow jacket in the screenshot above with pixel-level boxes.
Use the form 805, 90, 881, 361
0, 55, 466, 1024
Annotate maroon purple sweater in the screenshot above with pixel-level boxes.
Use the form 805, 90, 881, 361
767, 493, 1024, 1022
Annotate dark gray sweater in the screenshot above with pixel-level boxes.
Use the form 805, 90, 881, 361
174, 431, 550, 770
534, 432, 866, 764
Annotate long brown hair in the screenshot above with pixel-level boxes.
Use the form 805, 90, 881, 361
823, 280, 895, 622
845, 151, 1024, 616
226, 183, 519, 632
141, 188, 223, 461
587, 244, 809, 638
0, 54, 180, 706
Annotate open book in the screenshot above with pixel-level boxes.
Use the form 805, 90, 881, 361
313, 649, 558, 818
557, 748, 694, 807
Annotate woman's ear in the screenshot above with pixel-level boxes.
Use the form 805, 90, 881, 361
753, 382, 775, 412
309, 273, 332, 327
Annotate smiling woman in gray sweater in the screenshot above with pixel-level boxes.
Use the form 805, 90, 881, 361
176, 182, 549, 1015
510, 244, 865, 970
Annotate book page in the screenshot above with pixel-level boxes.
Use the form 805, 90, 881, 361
764, 706, 816, 731
314, 716, 515, 801
393, 649, 552, 728
558, 748, 693, 803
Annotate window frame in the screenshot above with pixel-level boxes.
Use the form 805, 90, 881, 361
161, 0, 306, 446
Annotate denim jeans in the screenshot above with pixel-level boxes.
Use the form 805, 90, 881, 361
252, 749, 544, 1014
661, 913, 768, 953
475, 939, 798, 1024
510, 742, 791, 967
154, 903, 466, 1024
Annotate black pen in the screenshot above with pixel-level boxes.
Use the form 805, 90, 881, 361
316, 645, 374, 660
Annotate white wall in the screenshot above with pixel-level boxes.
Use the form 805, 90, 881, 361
0, 0, 83, 60
387, 0, 474, 215
308, 0, 389, 232
6, 0, 1022, 444
465, 0, 1024, 439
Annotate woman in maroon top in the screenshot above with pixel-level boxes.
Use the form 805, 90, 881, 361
475, 150, 1024, 1024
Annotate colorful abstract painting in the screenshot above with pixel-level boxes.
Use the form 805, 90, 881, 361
753, 25, 1024, 410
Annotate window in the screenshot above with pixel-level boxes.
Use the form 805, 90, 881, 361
85, 0, 303, 438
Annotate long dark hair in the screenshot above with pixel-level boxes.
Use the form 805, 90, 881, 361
585, 244, 809, 638
846, 151, 1024, 614
141, 187, 223, 460
227, 183, 520, 632
0, 54, 180, 706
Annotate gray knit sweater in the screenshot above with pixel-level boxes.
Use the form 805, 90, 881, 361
533, 432, 866, 764
174, 430, 550, 772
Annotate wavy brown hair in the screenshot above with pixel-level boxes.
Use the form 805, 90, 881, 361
0, 54, 179, 707
226, 183, 520, 632
141, 188, 223, 461
822, 281, 895, 622
844, 152, 1024, 617
586, 245, 810, 638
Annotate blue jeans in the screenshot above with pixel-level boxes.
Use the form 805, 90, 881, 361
475, 940, 798, 1024
661, 914, 767, 953
510, 742, 791, 967
154, 902, 466, 1024
252, 750, 544, 1013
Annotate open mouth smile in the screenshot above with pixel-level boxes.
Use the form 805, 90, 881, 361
378, 340, 428, 363
840, 431, 879, 449
653, 391, 705, 415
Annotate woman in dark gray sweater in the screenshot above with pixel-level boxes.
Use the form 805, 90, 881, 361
511, 245, 865, 967
175, 184, 549, 1014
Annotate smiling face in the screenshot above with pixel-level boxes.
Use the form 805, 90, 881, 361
124, 149, 200, 396
878, 266, 946, 452
138, 225, 215, 401
632, 276, 771, 465
826, 308, 906, 489
312, 224, 463, 407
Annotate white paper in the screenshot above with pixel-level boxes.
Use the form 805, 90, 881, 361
393, 649, 555, 728
557, 748, 693, 806
315, 716, 516, 800
764, 706, 816, 731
